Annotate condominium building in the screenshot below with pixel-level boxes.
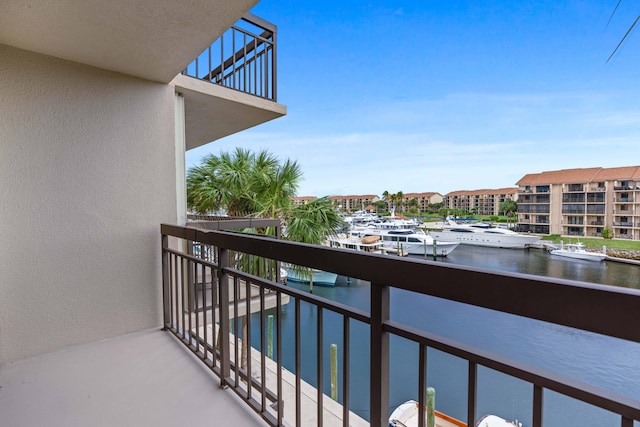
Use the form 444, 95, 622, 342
291, 196, 317, 206
516, 166, 640, 239
399, 192, 443, 213
329, 194, 379, 212
444, 188, 518, 216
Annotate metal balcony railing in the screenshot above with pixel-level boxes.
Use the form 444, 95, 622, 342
182, 13, 277, 101
161, 224, 640, 427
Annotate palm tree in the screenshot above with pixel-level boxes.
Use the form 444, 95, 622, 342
187, 148, 341, 368
284, 197, 342, 243
500, 199, 518, 229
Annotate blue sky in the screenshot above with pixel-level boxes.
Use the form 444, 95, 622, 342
186, 0, 640, 197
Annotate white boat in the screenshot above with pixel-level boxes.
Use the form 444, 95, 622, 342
389, 401, 522, 427
429, 219, 541, 249
343, 210, 380, 225
283, 265, 338, 286
548, 242, 606, 262
388, 400, 466, 427
350, 224, 459, 257
327, 234, 384, 254
476, 414, 522, 427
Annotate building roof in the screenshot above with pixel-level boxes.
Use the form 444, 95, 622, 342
516, 166, 640, 185
445, 188, 518, 197
329, 195, 378, 199
592, 166, 640, 181
402, 192, 441, 198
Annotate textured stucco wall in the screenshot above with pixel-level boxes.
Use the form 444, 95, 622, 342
0, 44, 177, 364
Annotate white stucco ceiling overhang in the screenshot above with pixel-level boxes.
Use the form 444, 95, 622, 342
0, 0, 259, 83
172, 74, 286, 150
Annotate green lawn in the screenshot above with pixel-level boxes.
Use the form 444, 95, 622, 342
541, 235, 640, 251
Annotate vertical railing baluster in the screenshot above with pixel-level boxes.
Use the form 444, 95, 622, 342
194, 260, 199, 353
218, 247, 231, 387
370, 282, 390, 427
272, 30, 277, 101
173, 253, 179, 333
317, 307, 324, 426
220, 32, 224, 84
342, 315, 350, 427
233, 276, 240, 386
243, 32, 247, 93
468, 362, 477, 427
263, 41, 268, 98
181, 256, 187, 341
232, 28, 236, 90
253, 43, 257, 97
187, 257, 193, 346
201, 262, 207, 361
621, 416, 633, 427
276, 290, 283, 426
418, 344, 427, 427
533, 384, 543, 427
295, 298, 301, 427
246, 278, 253, 400
208, 45, 212, 82
260, 286, 266, 411
161, 234, 170, 329
211, 265, 219, 369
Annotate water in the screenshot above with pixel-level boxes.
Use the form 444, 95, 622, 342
252, 246, 640, 426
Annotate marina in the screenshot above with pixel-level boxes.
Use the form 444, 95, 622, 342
249, 244, 640, 427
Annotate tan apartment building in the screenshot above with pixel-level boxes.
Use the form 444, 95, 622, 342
398, 192, 443, 213
444, 188, 518, 216
329, 194, 379, 212
292, 196, 317, 206
516, 166, 640, 239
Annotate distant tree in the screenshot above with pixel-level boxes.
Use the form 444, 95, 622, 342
500, 200, 518, 227
408, 198, 420, 215
428, 202, 443, 214
373, 200, 387, 213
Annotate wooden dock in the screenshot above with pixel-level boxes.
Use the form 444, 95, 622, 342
204, 324, 369, 427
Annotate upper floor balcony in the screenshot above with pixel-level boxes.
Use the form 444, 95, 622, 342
181, 14, 277, 102
172, 13, 286, 150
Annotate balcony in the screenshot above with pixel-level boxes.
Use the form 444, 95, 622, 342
182, 14, 277, 102
172, 13, 286, 150
152, 224, 639, 427
3, 221, 640, 426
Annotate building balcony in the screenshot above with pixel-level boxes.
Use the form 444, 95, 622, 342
4, 223, 640, 426
173, 13, 286, 150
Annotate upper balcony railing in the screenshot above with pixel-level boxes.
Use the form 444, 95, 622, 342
161, 224, 640, 427
182, 13, 277, 101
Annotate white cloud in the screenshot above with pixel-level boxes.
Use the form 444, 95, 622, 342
187, 90, 640, 196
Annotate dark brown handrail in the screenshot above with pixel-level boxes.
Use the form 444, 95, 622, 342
161, 224, 640, 427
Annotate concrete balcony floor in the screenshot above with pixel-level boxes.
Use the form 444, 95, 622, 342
0, 328, 266, 426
